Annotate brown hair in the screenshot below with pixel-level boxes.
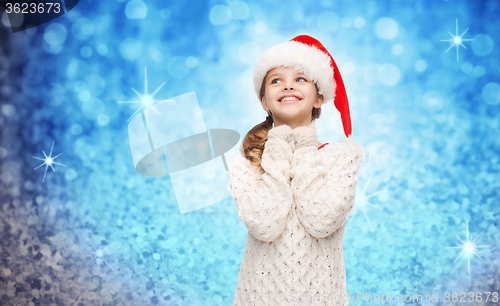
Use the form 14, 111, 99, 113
242, 72, 322, 171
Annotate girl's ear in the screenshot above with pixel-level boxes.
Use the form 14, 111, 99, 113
313, 95, 323, 108
261, 96, 269, 111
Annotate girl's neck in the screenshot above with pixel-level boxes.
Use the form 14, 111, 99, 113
274, 117, 312, 129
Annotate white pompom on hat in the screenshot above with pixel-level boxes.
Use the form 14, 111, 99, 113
253, 35, 352, 138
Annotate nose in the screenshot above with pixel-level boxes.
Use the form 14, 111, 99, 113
282, 78, 295, 91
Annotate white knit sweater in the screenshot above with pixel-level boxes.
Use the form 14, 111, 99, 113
229, 123, 365, 306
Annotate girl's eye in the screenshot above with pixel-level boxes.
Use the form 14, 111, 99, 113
270, 77, 306, 84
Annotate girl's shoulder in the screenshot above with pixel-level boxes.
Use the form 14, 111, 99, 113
340, 138, 366, 159
229, 153, 248, 171
229, 152, 264, 177
320, 139, 362, 158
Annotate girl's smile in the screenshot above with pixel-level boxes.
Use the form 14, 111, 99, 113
279, 95, 302, 103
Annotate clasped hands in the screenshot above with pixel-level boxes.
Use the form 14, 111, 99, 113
267, 123, 318, 152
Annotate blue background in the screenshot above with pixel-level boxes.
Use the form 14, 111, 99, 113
0, 0, 498, 305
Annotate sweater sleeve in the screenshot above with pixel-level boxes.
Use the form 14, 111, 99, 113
290, 139, 365, 239
228, 138, 295, 243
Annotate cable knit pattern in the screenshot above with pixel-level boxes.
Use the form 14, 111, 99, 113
230, 123, 365, 306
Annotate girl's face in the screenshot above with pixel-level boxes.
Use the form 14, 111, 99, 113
261, 66, 323, 128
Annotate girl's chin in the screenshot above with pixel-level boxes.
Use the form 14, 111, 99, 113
273, 111, 304, 119
276, 110, 300, 117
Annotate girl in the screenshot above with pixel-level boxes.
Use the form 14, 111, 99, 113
229, 35, 365, 306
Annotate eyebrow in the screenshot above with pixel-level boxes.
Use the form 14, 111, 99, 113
267, 71, 308, 81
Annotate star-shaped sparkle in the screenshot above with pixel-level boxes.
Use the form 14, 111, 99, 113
440, 19, 474, 62
118, 67, 173, 122
32, 140, 65, 182
349, 174, 384, 232
83, 237, 115, 272
446, 220, 490, 274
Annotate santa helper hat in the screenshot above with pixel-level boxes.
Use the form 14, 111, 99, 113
253, 35, 352, 138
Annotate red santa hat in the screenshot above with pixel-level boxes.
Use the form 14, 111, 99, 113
253, 35, 352, 138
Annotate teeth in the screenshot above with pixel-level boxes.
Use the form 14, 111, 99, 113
281, 96, 299, 102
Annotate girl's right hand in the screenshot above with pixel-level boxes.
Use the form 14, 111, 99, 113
267, 124, 296, 152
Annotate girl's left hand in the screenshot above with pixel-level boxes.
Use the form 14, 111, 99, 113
292, 123, 318, 150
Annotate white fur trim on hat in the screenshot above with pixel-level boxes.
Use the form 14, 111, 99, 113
253, 40, 336, 103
